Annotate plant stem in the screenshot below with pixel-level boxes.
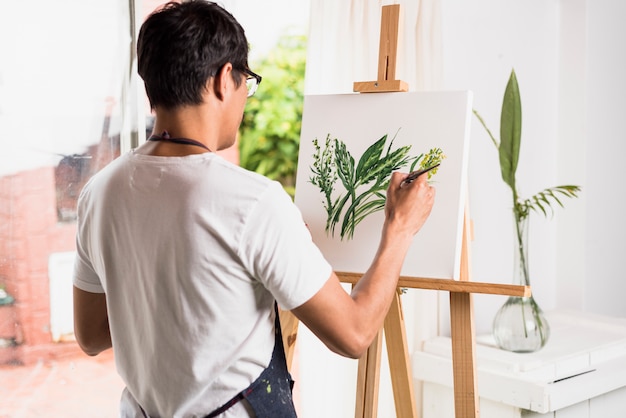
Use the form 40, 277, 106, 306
513, 206, 530, 338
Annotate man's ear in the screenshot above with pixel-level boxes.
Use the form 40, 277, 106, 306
210, 63, 233, 101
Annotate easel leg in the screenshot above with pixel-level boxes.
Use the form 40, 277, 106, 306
384, 291, 418, 418
355, 329, 383, 418
449, 292, 479, 418
279, 308, 300, 370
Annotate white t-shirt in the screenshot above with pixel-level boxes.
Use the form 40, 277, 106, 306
73, 150, 332, 417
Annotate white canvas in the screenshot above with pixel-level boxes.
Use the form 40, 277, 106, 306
294, 91, 472, 280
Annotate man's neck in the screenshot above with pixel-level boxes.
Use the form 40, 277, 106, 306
152, 103, 222, 151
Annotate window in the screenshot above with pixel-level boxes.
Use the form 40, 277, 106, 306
0, 0, 144, 415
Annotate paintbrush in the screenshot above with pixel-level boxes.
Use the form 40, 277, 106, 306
401, 163, 440, 186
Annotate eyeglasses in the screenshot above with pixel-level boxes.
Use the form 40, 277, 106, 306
242, 68, 262, 97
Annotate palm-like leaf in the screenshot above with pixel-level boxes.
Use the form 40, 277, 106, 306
519, 185, 581, 218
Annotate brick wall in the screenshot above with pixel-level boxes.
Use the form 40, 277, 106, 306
0, 166, 81, 365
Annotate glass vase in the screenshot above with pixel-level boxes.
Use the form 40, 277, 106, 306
492, 214, 550, 352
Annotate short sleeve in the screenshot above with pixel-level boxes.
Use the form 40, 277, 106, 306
238, 182, 332, 310
73, 246, 105, 293
72, 186, 105, 294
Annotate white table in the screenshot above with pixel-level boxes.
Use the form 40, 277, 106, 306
413, 310, 626, 418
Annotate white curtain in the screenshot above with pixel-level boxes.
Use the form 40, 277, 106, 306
298, 1, 443, 416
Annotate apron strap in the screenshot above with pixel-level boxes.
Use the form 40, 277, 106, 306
203, 391, 249, 418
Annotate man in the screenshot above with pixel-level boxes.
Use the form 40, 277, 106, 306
72, 1, 435, 417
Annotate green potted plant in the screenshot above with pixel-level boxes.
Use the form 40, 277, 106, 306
474, 69, 581, 352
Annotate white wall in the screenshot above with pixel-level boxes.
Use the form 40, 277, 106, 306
580, 0, 626, 316
439, 0, 626, 335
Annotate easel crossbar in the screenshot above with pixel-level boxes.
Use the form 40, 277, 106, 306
337, 272, 530, 297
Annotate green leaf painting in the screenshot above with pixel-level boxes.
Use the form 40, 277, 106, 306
309, 131, 445, 240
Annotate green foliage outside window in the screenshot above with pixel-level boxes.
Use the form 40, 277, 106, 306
239, 33, 307, 198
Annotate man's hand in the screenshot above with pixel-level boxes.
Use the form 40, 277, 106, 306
383, 171, 436, 242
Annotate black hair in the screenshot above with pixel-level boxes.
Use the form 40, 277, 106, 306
137, 0, 249, 110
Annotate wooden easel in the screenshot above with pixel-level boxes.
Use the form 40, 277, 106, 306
279, 5, 530, 418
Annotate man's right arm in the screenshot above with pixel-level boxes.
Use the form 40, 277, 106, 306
291, 172, 435, 358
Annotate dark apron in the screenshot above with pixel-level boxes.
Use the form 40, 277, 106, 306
204, 303, 297, 418
139, 304, 297, 418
